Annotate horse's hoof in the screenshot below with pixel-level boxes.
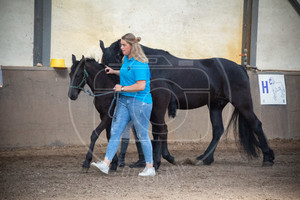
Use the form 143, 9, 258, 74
195, 159, 203, 166
195, 157, 214, 165
82, 160, 90, 169
109, 162, 118, 171
110, 164, 118, 171
81, 167, 89, 173
262, 161, 274, 167
154, 161, 161, 171
163, 155, 176, 165
263, 150, 275, 167
196, 155, 204, 161
118, 163, 125, 168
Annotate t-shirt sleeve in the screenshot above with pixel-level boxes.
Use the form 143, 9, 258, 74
133, 62, 149, 81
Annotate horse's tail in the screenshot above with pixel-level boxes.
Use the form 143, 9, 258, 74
226, 108, 260, 158
168, 93, 177, 118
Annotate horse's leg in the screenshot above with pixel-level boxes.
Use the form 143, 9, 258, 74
161, 134, 175, 164
228, 79, 274, 166
82, 117, 108, 172
196, 100, 227, 165
238, 108, 275, 166
152, 129, 174, 164
151, 91, 174, 170
152, 128, 162, 170
152, 121, 176, 171
252, 115, 274, 166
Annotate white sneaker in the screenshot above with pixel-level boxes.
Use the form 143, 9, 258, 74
138, 167, 155, 177
91, 161, 109, 174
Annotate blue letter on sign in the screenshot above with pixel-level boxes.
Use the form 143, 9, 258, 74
262, 81, 269, 93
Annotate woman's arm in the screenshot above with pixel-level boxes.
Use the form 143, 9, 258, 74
114, 81, 146, 92
105, 66, 120, 76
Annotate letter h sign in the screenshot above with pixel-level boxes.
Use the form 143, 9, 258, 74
261, 81, 269, 93
258, 74, 286, 105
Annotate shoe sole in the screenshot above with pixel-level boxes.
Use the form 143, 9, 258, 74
138, 173, 155, 177
91, 163, 109, 175
138, 170, 156, 177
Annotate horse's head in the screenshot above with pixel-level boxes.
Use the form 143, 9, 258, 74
68, 54, 86, 100
100, 40, 123, 68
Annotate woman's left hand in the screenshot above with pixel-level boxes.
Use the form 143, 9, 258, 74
113, 84, 122, 92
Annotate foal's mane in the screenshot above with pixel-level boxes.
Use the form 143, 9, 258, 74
70, 57, 102, 72
85, 58, 100, 65
85, 58, 105, 70
85, 58, 119, 83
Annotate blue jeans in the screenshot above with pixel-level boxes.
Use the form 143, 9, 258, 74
105, 95, 153, 164
121, 121, 132, 139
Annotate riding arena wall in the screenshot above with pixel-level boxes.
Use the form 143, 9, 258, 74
0, 67, 299, 148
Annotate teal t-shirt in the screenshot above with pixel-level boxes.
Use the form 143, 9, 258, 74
119, 56, 152, 104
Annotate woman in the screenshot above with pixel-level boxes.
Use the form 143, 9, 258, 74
91, 33, 154, 176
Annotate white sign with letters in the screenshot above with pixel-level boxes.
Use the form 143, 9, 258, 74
258, 74, 286, 105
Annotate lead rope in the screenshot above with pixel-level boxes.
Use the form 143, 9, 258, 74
108, 91, 120, 122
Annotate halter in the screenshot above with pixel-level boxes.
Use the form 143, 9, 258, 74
69, 65, 89, 93
70, 65, 115, 97
69, 64, 119, 121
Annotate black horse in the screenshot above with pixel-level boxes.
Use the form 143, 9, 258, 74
68, 55, 120, 172
99, 39, 275, 168
69, 55, 174, 171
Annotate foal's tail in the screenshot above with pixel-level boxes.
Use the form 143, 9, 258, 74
226, 108, 260, 158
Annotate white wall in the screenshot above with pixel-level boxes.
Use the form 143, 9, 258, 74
51, 0, 243, 67
257, 0, 300, 71
2, 1, 299, 71
0, 0, 34, 66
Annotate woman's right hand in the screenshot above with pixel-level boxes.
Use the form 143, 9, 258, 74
105, 66, 114, 74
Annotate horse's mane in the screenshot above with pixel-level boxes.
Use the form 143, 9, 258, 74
85, 58, 104, 69
85, 58, 98, 63
85, 57, 119, 83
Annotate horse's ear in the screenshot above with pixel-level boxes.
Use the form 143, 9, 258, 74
99, 40, 105, 52
81, 55, 84, 60
72, 54, 76, 63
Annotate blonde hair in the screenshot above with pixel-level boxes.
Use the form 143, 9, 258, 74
121, 33, 148, 63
